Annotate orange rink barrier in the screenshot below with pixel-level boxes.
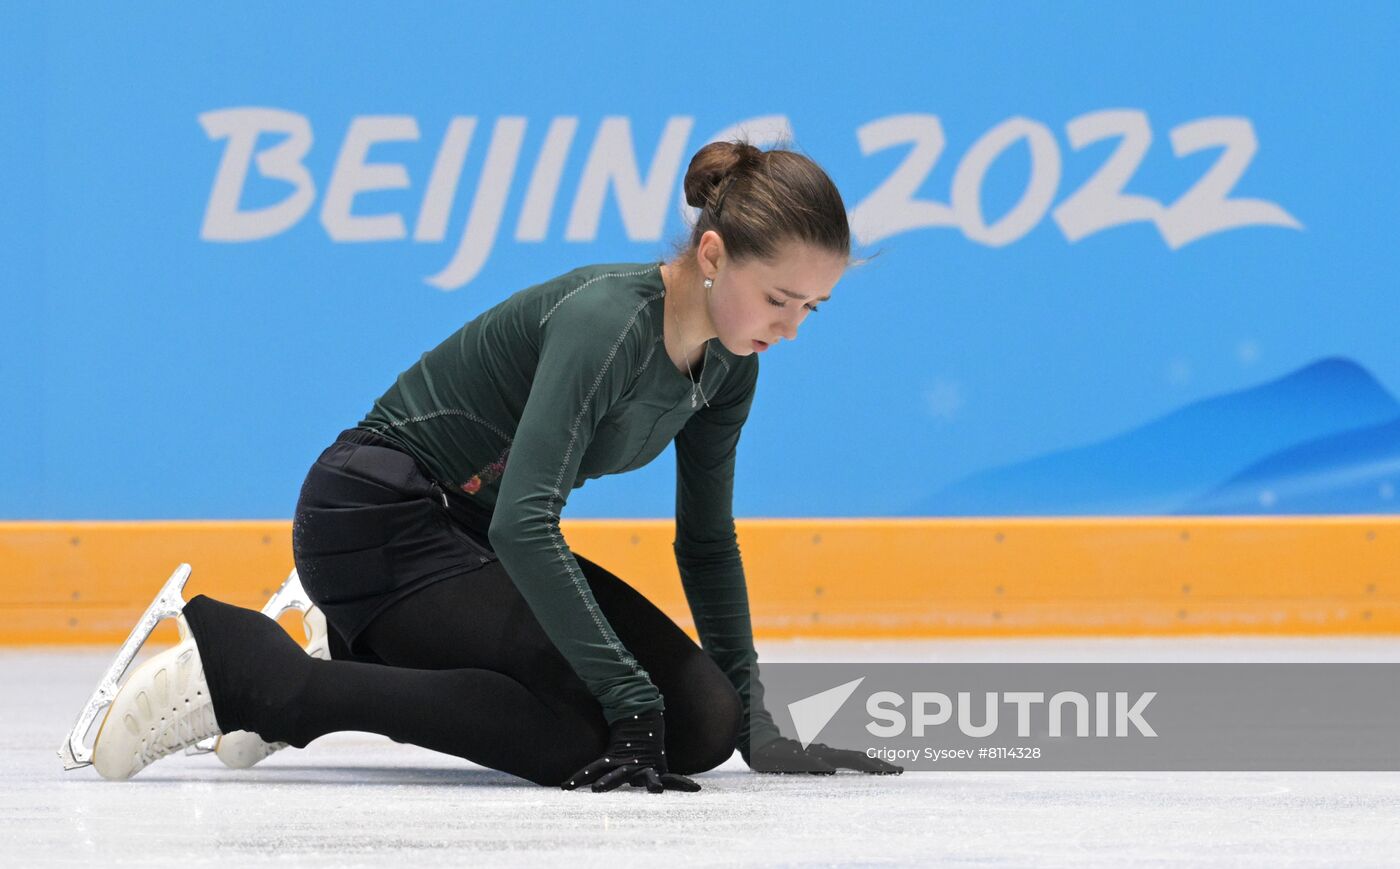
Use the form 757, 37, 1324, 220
1, 517, 1398, 645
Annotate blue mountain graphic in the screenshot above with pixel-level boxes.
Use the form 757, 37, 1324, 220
909, 357, 1400, 516
1182, 415, 1400, 514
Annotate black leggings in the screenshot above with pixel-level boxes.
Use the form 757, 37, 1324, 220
181, 433, 742, 787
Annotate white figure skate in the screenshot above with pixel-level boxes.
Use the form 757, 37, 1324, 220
199, 569, 329, 769
58, 564, 222, 780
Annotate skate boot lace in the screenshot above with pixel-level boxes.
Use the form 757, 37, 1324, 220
136, 699, 220, 768
130, 648, 222, 769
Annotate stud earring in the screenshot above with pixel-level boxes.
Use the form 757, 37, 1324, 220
703, 278, 713, 290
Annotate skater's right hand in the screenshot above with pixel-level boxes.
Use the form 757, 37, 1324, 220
743, 735, 904, 775
561, 708, 701, 793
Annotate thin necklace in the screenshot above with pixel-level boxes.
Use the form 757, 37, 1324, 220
666, 277, 709, 409
685, 345, 709, 409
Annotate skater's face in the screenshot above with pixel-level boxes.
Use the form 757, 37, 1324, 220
699, 233, 846, 357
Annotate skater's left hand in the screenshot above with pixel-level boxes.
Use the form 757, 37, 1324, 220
561, 708, 702, 793
742, 736, 903, 775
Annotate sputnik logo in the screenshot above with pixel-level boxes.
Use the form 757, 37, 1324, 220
786, 677, 866, 749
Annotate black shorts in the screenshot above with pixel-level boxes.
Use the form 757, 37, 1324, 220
291, 427, 499, 655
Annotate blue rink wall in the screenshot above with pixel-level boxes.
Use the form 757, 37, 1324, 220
3, 1, 1398, 520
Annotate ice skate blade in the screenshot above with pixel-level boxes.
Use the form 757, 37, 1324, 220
58, 564, 193, 771
258, 568, 316, 620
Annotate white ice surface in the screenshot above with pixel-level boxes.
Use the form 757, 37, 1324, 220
9, 638, 1400, 867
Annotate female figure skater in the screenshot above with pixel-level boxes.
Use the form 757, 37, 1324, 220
82, 139, 901, 791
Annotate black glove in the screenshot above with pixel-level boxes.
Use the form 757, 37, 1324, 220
742, 736, 904, 775
561, 708, 702, 793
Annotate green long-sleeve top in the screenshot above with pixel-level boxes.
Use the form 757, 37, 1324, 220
359, 261, 777, 748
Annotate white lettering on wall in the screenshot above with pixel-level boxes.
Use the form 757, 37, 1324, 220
1157, 117, 1302, 249
198, 108, 1303, 290
564, 115, 692, 242
425, 116, 527, 290
516, 116, 579, 242
847, 114, 958, 246
320, 115, 419, 242
1052, 109, 1163, 242
198, 108, 315, 241
414, 117, 476, 242
951, 116, 1062, 247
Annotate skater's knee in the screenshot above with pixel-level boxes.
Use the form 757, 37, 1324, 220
520, 717, 609, 787
669, 672, 742, 776
515, 666, 742, 784
696, 683, 743, 774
